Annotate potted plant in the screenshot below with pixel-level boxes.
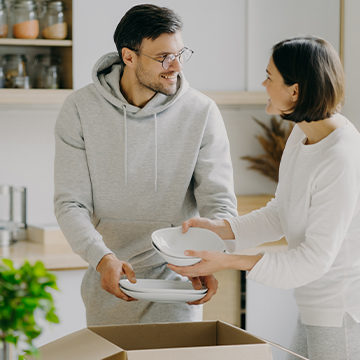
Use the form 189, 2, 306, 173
241, 116, 294, 182
0, 258, 59, 360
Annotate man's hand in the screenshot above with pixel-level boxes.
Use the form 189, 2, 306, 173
187, 275, 218, 305
96, 254, 137, 301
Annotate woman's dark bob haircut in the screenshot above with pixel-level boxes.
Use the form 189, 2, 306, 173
272, 36, 345, 123
114, 4, 182, 66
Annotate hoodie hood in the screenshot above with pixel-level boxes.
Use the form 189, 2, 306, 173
92, 52, 189, 117
91, 52, 190, 192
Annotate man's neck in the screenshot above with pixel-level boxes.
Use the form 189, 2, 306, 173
120, 67, 156, 108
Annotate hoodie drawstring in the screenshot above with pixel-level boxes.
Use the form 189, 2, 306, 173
154, 113, 158, 193
123, 105, 128, 186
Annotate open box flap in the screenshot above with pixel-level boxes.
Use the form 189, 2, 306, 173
216, 320, 267, 345
38, 328, 125, 360
89, 321, 217, 350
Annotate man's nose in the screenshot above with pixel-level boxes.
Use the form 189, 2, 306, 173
168, 57, 182, 72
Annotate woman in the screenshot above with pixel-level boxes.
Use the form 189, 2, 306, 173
168, 37, 360, 360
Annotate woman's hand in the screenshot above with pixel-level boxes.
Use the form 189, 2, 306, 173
168, 250, 230, 277
182, 217, 235, 240
168, 250, 263, 277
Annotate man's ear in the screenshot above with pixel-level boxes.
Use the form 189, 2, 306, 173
290, 83, 299, 102
122, 47, 136, 67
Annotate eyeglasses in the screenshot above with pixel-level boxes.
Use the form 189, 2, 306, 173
130, 47, 194, 70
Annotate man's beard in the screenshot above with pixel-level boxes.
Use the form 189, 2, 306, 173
135, 64, 178, 96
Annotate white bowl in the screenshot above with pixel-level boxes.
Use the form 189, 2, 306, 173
152, 241, 201, 266
152, 226, 226, 258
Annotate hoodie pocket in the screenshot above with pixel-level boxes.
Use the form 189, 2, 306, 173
96, 218, 173, 269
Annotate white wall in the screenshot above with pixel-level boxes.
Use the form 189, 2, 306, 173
73, 0, 247, 91
247, 0, 340, 90
0, 105, 59, 224
342, 0, 360, 129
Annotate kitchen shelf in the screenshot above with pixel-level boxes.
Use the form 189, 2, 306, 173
0, 38, 72, 47
0, 90, 268, 106
0, 0, 73, 99
0, 89, 72, 104
203, 91, 268, 106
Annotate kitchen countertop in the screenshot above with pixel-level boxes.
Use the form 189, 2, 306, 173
0, 194, 286, 271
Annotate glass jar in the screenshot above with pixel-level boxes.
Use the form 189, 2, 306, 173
36, 0, 49, 38
12, 0, 39, 39
0, 65, 4, 88
2, 54, 28, 88
42, 0, 67, 39
32, 53, 60, 88
0, 0, 8, 38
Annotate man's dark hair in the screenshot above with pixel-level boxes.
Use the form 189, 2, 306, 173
114, 4, 183, 66
272, 36, 344, 123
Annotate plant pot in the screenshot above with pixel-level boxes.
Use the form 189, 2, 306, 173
0, 341, 16, 360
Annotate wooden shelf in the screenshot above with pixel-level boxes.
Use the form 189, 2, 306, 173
0, 89, 269, 106
0, 89, 73, 104
203, 91, 268, 106
0, 38, 72, 47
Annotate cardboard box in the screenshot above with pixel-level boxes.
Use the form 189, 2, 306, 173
38, 321, 273, 360
27, 224, 71, 250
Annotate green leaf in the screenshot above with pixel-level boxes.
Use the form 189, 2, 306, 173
1, 258, 14, 270
46, 310, 60, 324
4, 334, 18, 344
0, 259, 59, 357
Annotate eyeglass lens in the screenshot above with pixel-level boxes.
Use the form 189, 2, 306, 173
163, 48, 192, 69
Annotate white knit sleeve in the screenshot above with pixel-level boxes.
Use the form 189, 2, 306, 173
247, 158, 360, 289
226, 196, 284, 251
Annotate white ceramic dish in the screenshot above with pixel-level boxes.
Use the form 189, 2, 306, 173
120, 287, 206, 303
152, 240, 197, 259
152, 241, 201, 266
152, 226, 226, 258
119, 279, 207, 294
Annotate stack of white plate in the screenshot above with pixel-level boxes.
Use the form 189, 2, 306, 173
119, 279, 207, 303
151, 226, 226, 266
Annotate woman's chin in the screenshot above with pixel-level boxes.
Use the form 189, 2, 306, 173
265, 103, 276, 115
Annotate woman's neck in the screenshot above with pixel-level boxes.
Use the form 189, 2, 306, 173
298, 114, 347, 144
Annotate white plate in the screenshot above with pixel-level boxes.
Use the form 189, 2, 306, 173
119, 279, 207, 294
152, 226, 226, 258
152, 241, 201, 266
120, 287, 206, 303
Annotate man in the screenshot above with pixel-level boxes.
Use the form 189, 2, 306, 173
54, 4, 237, 325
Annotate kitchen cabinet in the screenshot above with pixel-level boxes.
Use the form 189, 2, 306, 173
34, 269, 87, 347
0, 0, 73, 104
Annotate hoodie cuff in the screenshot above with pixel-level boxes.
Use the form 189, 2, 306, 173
86, 241, 114, 270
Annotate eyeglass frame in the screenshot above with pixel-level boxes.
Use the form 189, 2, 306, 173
126, 46, 194, 70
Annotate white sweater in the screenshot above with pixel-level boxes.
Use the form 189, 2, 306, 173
228, 118, 360, 326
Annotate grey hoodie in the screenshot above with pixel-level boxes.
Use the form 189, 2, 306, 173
54, 53, 237, 324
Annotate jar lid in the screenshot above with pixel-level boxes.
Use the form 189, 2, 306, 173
14, 0, 37, 9
34, 54, 60, 65
4, 54, 27, 60
48, 1, 64, 10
